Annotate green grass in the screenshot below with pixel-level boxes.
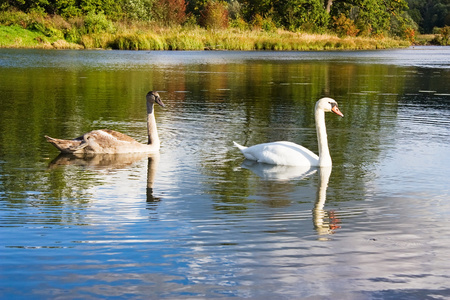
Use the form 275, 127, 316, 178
0, 25, 82, 49
0, 25, 52, 48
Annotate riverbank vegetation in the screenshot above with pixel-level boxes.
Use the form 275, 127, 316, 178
0, 14, 410, 50
0, 0, 447, 50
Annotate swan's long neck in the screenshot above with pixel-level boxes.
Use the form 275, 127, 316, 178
147, 102, 160, 150
315, 106, 331, 167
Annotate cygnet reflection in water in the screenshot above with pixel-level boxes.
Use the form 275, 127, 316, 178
47, 152, 161, 203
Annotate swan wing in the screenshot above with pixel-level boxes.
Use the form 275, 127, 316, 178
81, 129, 147, 153
46, 130, 146, 154
45, 135, 87, 154
235, 141, 319, 167
91, 129, 139, 143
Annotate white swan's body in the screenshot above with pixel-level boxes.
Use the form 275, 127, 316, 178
45, 91, 164, 154
234, 97, 343, 167
233, 141, 319, 166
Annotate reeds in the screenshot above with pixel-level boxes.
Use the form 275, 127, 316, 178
106, 27, 409, 51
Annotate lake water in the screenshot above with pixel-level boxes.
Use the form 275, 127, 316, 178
0, 47, 449, 299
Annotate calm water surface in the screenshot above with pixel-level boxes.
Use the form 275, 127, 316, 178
0, 47, 449, 299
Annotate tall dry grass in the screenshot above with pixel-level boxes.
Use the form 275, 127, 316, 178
105, 27, 410, 50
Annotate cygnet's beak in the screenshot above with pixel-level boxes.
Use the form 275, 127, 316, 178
155, 96, 165, 108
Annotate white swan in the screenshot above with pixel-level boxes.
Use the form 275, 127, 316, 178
233, 97, 343, 167
45, 91, 164, 154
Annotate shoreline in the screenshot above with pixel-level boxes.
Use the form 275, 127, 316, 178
0, 25, 411, 51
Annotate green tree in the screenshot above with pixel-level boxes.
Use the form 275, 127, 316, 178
330, 0, 409, 35
51, 0, 81, 17
122, 0, 155, 21
240, 0, 273, 21
78, 0, 122, 18
0, 0, 49, 14
276, 0, 329, 31
407, 0, 450, 33
0, 0, 122, 18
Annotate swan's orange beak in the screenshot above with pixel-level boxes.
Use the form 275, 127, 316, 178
331, 106, 344, 117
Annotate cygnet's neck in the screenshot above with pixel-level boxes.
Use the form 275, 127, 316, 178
315, 107, 331, 167
147, 102, 160, 150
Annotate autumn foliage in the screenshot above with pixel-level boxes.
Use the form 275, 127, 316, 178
199, 1, 229, 29
333, 14, 359, 37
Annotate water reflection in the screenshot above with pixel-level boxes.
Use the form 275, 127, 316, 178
48, 152, 161, 204
241, 159, 317, 181
146, 154, 161, 204
313, 167, 341, 237
48, 152, 151, 169
240, 161, 339, 237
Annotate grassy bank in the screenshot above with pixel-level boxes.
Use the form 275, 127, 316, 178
0, 25, 82, 49
0, 10, 411, 51
0, 24, 411, 50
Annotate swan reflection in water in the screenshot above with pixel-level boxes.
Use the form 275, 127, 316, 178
48, 152, 161, 203
241, 159, 317, 181
312, 166, 341, 237
241, 161, 340, 236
